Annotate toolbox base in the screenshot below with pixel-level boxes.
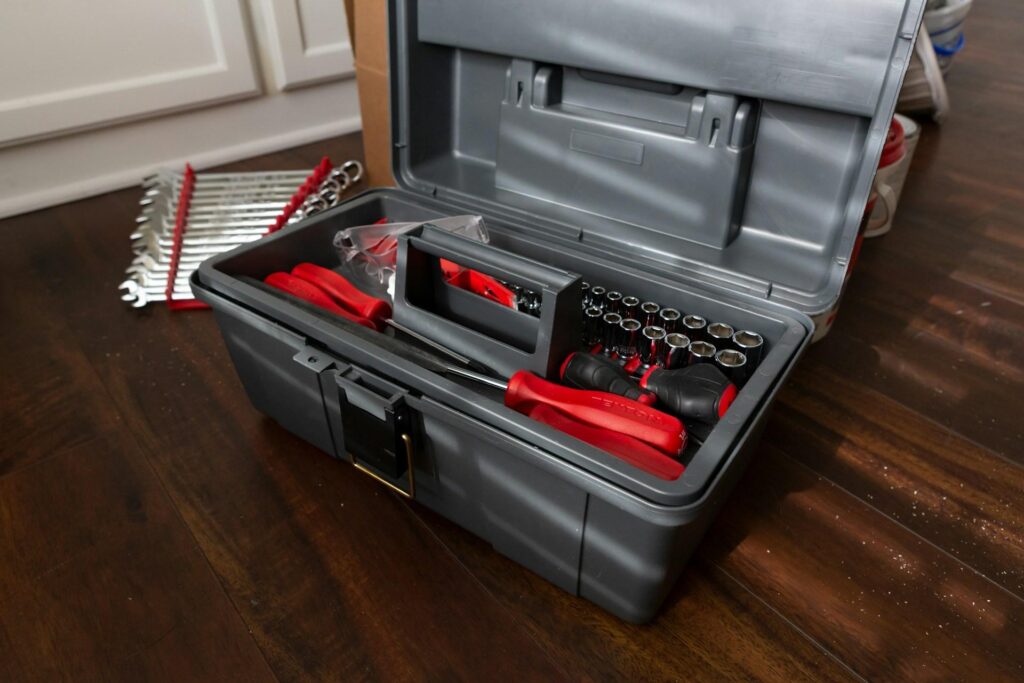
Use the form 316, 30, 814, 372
204, 281, 774, 622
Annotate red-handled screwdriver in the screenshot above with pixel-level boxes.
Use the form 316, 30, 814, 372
526, 404, 684, 481
445, 365, 686, 456
290, 263, 392, 322
264, 273, 378, 329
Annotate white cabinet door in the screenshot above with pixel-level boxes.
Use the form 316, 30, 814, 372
259, 0, 355, 90
0, 0, 260, 147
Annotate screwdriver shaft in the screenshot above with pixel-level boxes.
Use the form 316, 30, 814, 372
385, 319, 478, 369
443, 364, 508, 390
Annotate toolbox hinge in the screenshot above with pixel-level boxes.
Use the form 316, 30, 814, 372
292, 345, 337, 373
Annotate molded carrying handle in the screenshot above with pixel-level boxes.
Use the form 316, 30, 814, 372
393, 224, 582, 379
410, 224, 579, 293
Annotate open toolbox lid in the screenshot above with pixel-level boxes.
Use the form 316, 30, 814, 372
388, 0, 926, 316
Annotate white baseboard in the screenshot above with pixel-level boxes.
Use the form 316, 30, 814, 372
0, 78, 363, 219
0, 116, 360, 219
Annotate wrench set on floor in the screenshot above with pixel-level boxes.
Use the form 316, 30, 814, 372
120, 160, 363, 308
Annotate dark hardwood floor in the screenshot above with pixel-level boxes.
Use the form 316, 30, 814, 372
2, 2, 1022, 680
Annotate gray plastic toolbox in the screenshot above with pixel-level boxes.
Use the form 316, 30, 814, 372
192, 0, 925, 622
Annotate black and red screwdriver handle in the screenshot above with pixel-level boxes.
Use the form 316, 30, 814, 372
640, 363, 737, 423
560, 352, 655, 404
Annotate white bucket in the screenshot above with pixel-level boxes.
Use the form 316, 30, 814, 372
926, 0, 971, 73
925, 0, 972, 34
866, 115, 920, 238
898, 26, 949, 122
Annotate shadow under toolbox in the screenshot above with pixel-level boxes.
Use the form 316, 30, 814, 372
192, 0, 925, 622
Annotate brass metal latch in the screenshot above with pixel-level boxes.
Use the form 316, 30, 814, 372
352, 433, 415, 499
337, 371, 416, 499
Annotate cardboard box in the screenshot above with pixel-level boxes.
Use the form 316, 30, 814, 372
349, 0, 395, 188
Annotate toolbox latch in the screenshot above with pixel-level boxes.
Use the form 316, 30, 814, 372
336, 369, 416, 499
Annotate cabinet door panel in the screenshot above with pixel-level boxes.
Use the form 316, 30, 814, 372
260, 0, 355, 90
0, 0, 259, 146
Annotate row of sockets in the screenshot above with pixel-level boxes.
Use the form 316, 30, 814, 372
497, 280, 542, 316
580, 282, 765, 385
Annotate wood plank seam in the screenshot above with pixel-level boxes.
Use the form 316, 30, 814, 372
764, 444, 1024, 608
704, 560, 869, 683
800, 356, 1024, 473
31, 301, 285, 683
398, 498, 580, 681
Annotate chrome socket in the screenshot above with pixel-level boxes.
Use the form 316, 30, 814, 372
688, 340, 717, 365
658, 307, 681, 333
640, 301, 661, 327
618, 318, 643, 360
604, 290, 623, 315
583, 306, 605, 346
621, 296, 640, 321
733, 330, 765, 370
663, 333, 691, 369
681, 314, 708, 343
639, 325, 667, 370
707, 322, 735, 349
715, 348, 749, 384
601, 312, 623, 356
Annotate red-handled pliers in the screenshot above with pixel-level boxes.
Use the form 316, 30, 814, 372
264, 263, 391, 328
290, 263, 392, 322
265, 264, 483, 368
264, 272, 379, 329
